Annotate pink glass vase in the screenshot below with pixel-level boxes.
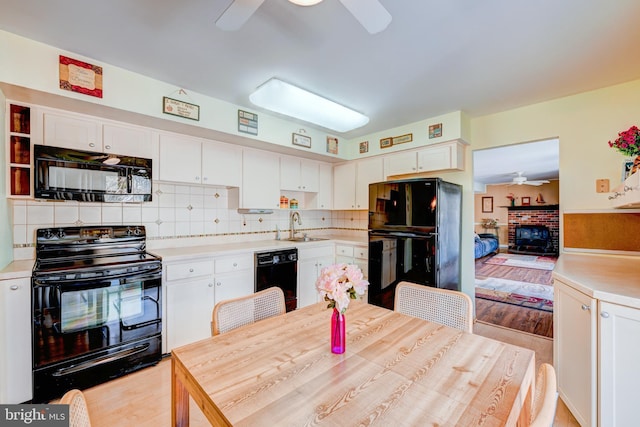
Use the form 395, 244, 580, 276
331, 308, 346, 354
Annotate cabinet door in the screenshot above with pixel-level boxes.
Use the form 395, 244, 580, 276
554, 280, 597, 427
333, 162, 356, 209
202, 140, 242, 187
599, 301, 640, 427
317, 162, 333, 209
280, 155, 301, 191
298, 256, 333, 308
417, 144, 453, 172
0, 278, 33, 403
103, 123, 152, 158
166, 277, 215, 351
158, 132, 202, 184
298, 258, 320, 308
355, 157, 383, 210
384, 151, 417, 176
43, 112, 101, 151
214, 270, 254, 306
300, 159, 319, 192
241, 149, 280, 209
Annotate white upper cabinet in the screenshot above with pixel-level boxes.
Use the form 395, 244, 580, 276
102, 122, 152, 158
317, 162, 333, 209
333, 157, 383, 210
384, 140, 466, 177
43, 111, 153, 158
158, 133, 242, 187
356, 157, 384, 209
333, 162, 356, 210
43, 112, 101, 151
158, 132, 203, 184
280, 155, 319, 192
202, 140, 242, 188
241, 148, 280, 209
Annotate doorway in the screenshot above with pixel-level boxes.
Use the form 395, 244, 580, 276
472, 139, 559, 337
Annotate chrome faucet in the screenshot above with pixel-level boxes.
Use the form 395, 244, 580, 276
289, 211, 302, 239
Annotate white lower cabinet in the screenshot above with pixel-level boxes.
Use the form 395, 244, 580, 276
298, 245, 334, 308
335, 243, 368, 302
554, 279, 597, 427
213, 253, 254, 306
0, 277, 32, 403
598, 301, 640, 426
164, 253, 254, 352
554, 278, 640, 427
164, 258, 215, 352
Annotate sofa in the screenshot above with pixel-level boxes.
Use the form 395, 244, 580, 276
474, 233, 499, 259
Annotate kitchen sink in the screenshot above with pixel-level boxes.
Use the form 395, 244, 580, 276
285, 236, 330, 242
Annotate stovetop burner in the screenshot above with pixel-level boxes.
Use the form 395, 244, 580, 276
33, 225, 160, 281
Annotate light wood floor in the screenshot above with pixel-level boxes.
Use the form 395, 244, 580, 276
474, 254, 554, 337
75, 321, 579, 426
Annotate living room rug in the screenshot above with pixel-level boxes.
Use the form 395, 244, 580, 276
475, 277, 554, 312
484, 253, 556, 271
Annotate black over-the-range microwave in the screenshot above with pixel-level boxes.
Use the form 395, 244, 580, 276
34, 144, 153, 203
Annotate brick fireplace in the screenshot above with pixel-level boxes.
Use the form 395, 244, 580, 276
507, 205, 559, 255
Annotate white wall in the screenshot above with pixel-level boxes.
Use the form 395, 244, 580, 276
0, 89, 10, 269
0, 30, 342, 161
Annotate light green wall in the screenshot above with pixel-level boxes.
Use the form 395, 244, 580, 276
469, 78, 640, 254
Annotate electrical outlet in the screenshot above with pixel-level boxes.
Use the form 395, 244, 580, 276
596, 179, 610, 193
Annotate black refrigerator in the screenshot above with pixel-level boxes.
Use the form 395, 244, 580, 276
367, 178, 462, 309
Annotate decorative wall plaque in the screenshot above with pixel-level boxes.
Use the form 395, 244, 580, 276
59, 55, 103, 98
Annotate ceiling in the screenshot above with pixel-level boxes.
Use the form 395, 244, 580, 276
0, 1, 637, 183
472, 139, 559, 191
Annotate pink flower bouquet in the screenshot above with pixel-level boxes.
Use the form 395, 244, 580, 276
315, 264, 369, 313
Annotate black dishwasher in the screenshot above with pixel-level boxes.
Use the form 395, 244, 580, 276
255, 248, 298, 312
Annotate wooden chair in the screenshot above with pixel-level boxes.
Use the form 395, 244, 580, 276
60, 389, 92, 427
530, 363, 558, 427
394, 281, 474, 333
211, 286, 286, 335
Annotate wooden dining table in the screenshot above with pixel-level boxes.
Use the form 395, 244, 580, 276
171, 301, 535, 426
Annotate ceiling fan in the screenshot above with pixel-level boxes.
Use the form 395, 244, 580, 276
216, 0, 392, 34
509, 171, 550, 186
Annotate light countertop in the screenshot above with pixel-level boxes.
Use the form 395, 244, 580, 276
0, 234, 368, 280
0, 259, 34, 281
552, 252, 640, 309
150, 234, 367, 262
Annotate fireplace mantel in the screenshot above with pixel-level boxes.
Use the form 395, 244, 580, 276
503, 204, 559, 211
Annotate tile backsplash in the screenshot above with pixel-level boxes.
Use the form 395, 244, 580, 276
11, 183, 369, 260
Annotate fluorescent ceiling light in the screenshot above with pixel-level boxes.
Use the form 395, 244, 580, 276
289, 0, 323, 5
249, 78, 369, 133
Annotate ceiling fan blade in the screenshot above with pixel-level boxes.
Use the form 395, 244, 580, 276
215, 0, 265, 31
339, 0, 392, 34
523, 180, 550, 186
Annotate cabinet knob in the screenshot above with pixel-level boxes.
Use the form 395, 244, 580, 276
216, 282, 221, 286
208, 283, 213, 287
89, 142, 95, 147
601, 311, 610, 318
189, 268, 194, 272
203, 177, 208, 181
233, 262, 238, 267
10, 285, 19, 290
105, 144, 111, 150
581, 304, 591, 311
195, 176, 200, 181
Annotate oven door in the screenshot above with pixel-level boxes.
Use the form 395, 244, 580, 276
32, 269, 162, 370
